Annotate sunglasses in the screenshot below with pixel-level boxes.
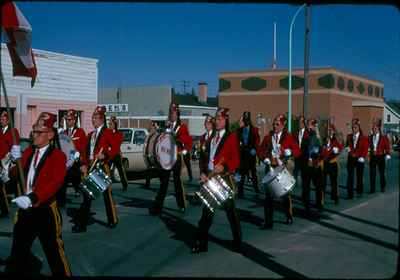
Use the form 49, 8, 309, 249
32, 130, 49, 135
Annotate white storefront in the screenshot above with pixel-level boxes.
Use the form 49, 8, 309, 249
0, 44, 98, 137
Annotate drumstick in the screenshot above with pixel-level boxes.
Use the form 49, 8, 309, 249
89, 147, 104, 173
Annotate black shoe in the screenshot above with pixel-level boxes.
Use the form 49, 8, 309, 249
369, 190, 375, 194
191, 240, 208, 254
122, 187, 127, 192
231, 241, 242, 253
381, 188, 386, 193
149, 207, 161, 216
260, 222, 273, 230
72, 224, 87, 233
347, 195, 353, 200
334, 200, 339, 205
108, 223, 117, 229
286, 217, 293, 225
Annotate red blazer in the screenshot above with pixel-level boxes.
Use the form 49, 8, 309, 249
109, 130, 123, 159
200, 131, 240, 174
346, 133, 369, 158
64, 127, 88, 165
87, 126, 115, 163
19, 145, 66, 207
257, 130, 301, 165
321, 136, 344, 163
368, 134, 391, 156
0, 127, 20, 159
174, 123, 193, 153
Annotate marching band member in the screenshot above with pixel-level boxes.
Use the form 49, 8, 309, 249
369, 119, 391, 193
0, 111, 21, 217
345, 118, 369, 199
108, 116, 129, 192
191, 108, 242, 253
257, 114, 300, 228
56, 109, 88, 208
236, 111, 261, 198
303, 118, 324, 210
72, 106, 118, 233
5, 112, 72, 276
199, 114, 215, 175
321, 124, 343, 205
149, 102, 192, 215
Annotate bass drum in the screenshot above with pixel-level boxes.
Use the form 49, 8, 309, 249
144, 132, 177, 170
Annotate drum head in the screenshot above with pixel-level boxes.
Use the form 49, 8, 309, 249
155, 133, 177, 170
59, 133, 76, 158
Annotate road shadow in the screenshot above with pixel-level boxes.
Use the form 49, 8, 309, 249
118, 197, 154, 209
0, 231, 12, 238
159, 211, 307, 278
236, 208, 264, 227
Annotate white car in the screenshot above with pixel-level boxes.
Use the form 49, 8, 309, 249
111, 128, 150, 181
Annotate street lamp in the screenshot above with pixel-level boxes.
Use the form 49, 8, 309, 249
288, 3, 307, 133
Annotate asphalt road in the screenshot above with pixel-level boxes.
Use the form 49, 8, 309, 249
0, 154, 399, 277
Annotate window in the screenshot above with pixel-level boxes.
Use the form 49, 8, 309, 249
133, 130, 146, 144
387, 114, 391, 122
121, 129, 133, 143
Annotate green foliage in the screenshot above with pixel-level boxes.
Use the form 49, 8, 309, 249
357, 82, 365, 95
318, 74, 335, 89
337, 77, 345, 91
347, 80, 354, 92
219, 79, 231, 92
279, 75, 304, 90
241, 77, 267, 91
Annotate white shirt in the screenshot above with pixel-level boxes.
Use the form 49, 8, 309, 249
90, 125, 103, 160
2, 125, 8, 134
67, 127, 75, 137
298, 128, 305, 147
353, 132, 360, 149
205, 130, 212, 141
208, 129, 225, 171
373, 133, 380, 151
272, 131, 283, 158
26, 144, 49, 194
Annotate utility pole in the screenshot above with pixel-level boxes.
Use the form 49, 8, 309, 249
303, 4, 311, 119
271, 22, 277, 69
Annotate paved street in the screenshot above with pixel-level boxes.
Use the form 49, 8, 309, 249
0, 154, 399, 277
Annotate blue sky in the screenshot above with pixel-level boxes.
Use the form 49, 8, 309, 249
16, 2, 400, 99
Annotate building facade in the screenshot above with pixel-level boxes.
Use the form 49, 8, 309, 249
219, 67, 384, 138
0, 44, 98, 137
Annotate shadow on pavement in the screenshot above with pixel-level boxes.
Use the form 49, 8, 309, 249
159, 211, 307, 278
117, 197, 154, 209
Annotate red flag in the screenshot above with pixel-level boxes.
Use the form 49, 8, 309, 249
1, 2, 37, 87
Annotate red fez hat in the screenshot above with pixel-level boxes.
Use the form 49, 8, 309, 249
216, 108, 229, 119
93, 106, 106, 117
308, 118, 318, 127
67, 109, 77, 120
352, 118, 360, 125
1, 111, 9, 120
274, 114, 287, 125
37, 112, 57, 130
169, 102, 180, 113
328, 123, 336, 131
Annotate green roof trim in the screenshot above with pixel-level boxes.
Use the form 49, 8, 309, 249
279, 75, 304, 90
219, 79, 231, 92
318, 74, 335, 89
241, 77, 267, 91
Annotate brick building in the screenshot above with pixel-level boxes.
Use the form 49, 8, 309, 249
219, 67, 384, 138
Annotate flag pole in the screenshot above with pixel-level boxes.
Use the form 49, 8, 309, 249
0, 23, 26, 196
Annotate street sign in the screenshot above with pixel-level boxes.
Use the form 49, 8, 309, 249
100, 104, 129, 113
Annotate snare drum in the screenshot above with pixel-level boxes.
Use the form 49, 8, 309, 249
195, 174, 235, 212
79, 168, 112, 199
144, 132, 177, 170
262, 165, 295, 198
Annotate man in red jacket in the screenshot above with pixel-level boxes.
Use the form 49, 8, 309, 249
236, 111, 261, 198
0, 111, 21, 217
108, 115, 128, 191
345, 118, 369, 198
72, 106, 118, 233
57, 109, 88, 208
149, 102, 192, 215
191, 108, 242, 254
321, 123, 344, 204
369, 119, 391, 193
5, 112, 72, 276
257, 114, 301, 228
